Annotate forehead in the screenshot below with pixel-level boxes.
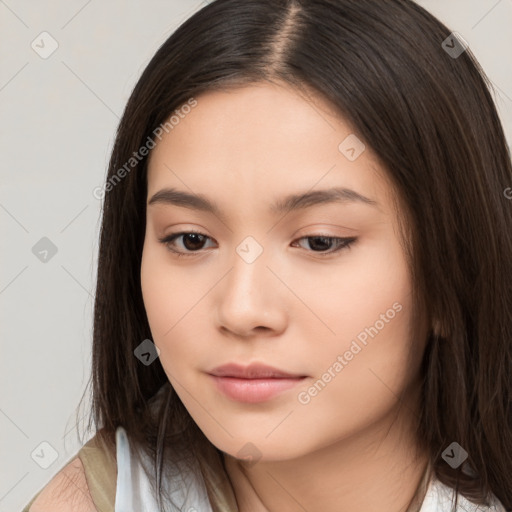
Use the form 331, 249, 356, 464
146, 82, 393, 216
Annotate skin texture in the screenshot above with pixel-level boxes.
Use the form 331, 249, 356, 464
141, 81, 430, 512
28, 457, 97, 512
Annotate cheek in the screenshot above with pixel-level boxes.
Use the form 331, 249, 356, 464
289, 234, 410, 346
140, 241, 192, 337
140, 243, 209, 376
288, 294, 416, 453
294, 236, 416, 397
296, 292, 415, 405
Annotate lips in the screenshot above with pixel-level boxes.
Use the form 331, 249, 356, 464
208, 362, 306, 379
207, 363, 307, 403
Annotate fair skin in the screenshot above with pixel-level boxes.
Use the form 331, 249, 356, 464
28, 457, 97, 512
30, 81, 429, 512
140, 81, 431, 512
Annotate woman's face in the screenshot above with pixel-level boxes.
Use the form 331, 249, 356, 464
141, 81, 427, 462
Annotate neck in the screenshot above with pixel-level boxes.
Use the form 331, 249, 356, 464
223, 387, 429, 512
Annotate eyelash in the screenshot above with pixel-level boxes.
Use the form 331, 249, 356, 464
157, 230, 357, 259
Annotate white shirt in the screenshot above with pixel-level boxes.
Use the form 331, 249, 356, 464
113, 426, 506, 512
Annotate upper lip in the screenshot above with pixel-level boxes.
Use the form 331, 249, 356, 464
209, 363, 305, 379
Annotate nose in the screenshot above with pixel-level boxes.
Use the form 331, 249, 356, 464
215, 242, 288, 338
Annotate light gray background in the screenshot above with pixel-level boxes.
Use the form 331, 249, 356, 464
1, 1, 511, 510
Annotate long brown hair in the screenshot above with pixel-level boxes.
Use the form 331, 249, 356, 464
75, 0, 512, 509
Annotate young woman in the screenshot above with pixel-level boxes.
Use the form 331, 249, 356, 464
23, 0, 512, 510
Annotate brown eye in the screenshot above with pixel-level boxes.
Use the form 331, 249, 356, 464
158, 231, 215, 256
292, 236, 357, 256
179, 233, 208, 251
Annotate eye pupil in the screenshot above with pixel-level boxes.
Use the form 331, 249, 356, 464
183, 233, 205, 250
308, 236, 331, 251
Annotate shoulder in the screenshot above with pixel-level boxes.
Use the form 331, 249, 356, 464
24, 429, 118, 512
25, 456, 98, 512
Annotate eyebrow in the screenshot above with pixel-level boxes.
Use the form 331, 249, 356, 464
147, 186, 379, 220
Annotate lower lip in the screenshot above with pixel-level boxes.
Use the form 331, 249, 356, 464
209, 375, 306, 403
